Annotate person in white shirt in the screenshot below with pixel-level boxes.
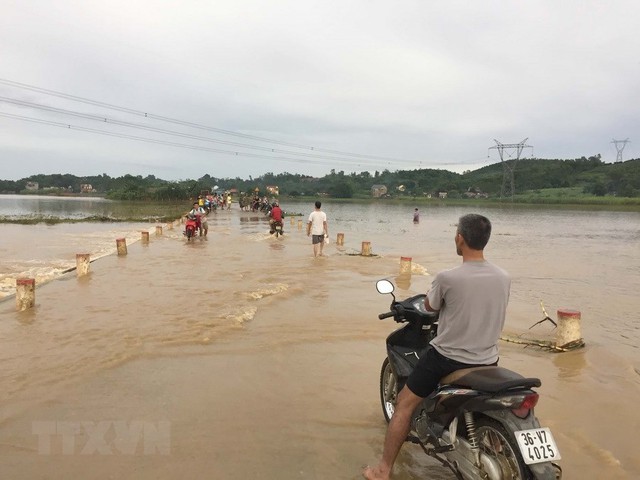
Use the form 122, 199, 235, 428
306, 201, 328, 257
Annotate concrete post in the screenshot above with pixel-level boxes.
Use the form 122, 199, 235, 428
556, 309, 582, 347
400, 256, 412, 274
361, 241, 371, 256
16, 278, 35, 311
336, 233, 344, 246
298, 220, 303, 230
141, 231, 150, 244
76, 253, 90, 276
155, 225, 163, 236
116, 238, 127, 256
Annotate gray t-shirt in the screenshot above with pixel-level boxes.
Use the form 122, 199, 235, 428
428, 260, 510, 364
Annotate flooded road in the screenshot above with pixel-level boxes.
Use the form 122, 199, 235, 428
1, 201, 639, 479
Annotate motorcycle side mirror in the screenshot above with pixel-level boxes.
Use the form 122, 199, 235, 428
376, 279, 394, 295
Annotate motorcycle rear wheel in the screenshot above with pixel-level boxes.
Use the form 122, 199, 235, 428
379, 358, 398, 423
474, 417, 531, 480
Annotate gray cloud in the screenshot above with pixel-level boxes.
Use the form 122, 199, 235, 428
1, 0, 638, 181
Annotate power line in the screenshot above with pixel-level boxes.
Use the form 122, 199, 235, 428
0, 77, 416, 165
0, 95, 419, 168
0, 112, 382, 169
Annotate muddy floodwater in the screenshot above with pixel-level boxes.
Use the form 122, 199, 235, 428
1, 198, 639, 479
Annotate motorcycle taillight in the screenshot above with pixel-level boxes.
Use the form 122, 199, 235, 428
511, 392, 539, 418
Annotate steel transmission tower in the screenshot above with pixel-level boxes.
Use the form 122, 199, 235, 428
488, 138, 533, 200
611, 138, 630, 162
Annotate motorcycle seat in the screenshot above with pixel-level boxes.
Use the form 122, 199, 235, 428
440, 366, 541, 393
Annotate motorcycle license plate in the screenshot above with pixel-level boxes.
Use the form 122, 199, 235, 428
514, 427, 561, 465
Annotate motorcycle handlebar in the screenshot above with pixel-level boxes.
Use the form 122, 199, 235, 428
378, 311, 395, 320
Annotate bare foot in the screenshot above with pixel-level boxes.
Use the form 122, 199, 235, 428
362, 465, 389, 480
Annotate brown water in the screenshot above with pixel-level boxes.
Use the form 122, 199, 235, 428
1, 203, 639, 479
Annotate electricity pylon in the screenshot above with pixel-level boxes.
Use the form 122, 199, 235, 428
611, 138, 630, 162
488, 138, 533, 200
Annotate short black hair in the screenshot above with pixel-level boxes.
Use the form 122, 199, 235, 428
457, 214, 491, 250
315, 201, 321, 208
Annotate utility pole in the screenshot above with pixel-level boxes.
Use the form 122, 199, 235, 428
611, 138, 630, 162
488, 138, 533, 200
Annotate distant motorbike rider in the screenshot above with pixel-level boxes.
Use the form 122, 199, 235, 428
205, 194, 215, 212
269, 202, 283, 234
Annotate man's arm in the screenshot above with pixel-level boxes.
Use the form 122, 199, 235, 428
424, 297, 439, 312
424, 277, 443, 312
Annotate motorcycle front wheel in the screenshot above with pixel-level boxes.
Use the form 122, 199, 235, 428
474, 417, 530, 480
379, 358, 398, 423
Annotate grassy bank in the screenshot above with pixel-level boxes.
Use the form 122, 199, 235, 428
296, 188, 640, 212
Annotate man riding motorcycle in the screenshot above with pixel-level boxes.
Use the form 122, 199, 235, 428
269, 202, 283, 235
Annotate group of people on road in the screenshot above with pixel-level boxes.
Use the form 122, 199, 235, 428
185, 196, 330, 257
185, 198, 424, 262
183, 193, 233, 238
198, 192, 232, 212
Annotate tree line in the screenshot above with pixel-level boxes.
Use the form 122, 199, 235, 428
1, 155, 639, 200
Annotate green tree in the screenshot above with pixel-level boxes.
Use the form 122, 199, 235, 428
328, 180, 354, 198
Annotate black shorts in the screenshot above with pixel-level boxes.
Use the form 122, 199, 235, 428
405, 346, 498, 398
312, 234, 324, 244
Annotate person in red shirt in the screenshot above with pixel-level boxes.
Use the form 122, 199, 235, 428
269, 202, 283, 234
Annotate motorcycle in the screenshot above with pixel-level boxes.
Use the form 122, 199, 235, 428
270, 220, 284, 237
184, 215, 198, 241
375, 279, 562, 479
261, 202, 272, 214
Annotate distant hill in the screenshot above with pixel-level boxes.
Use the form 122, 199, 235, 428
463, 156, 640, 198
1, 156, 639, 200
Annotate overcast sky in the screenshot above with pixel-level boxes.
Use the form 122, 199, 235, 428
1, 0, 639, 181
